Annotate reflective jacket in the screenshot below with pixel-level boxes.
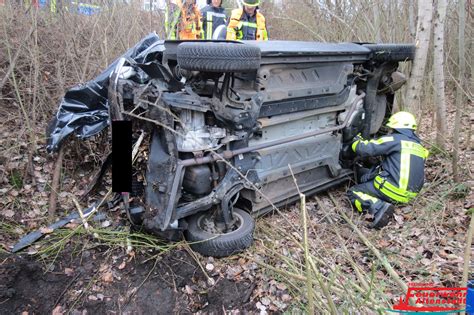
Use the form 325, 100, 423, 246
226, 8, 268, 41
165, 1, 202, 40
201, 5, 227, 40
351, 129, 429, 203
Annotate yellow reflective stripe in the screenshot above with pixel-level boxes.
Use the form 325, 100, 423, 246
401, 141, 429, 159
399, 151, 411, 190
355, 200, 363, 212
374, 179, 408, 203
206, 12, 213, 39
352, 136, 394, 152
353, 191, 378, 203
352, 139, 360, 152
399, 140, 428, 191
370, 136, 394, 145
374, 176, 417, 203
241, 21, 257, 28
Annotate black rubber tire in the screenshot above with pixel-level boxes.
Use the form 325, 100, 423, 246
185, 208, 255, 257
177, 42, 261, 72
363, 44, 415, 62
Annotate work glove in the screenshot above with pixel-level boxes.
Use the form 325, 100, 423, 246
341, 143, 356, 159
351, 133, 365, 150
342, 134, 366, 160
353, 133, 364, 142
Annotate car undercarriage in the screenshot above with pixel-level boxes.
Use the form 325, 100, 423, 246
48, 37, 414, 256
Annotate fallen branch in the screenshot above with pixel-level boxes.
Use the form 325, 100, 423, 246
249, 256, 380, 311
73, 197, 90, 231
300, 192, 315, 314
48, 147, 64, 221
327, 192, 409, 294
253, 241, 380, 306
462, 209, 474, 286
314, 196, 372, 294
248, 257, 326, 312
288, 164, 316, 313
183, 242, 212, 284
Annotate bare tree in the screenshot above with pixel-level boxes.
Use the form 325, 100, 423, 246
404, 0, 433, 118
408, 0, 416, 40
453, 0, 466, 182
433, 0, 448, 150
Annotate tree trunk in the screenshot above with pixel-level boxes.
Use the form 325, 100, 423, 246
404, 0, 433, 118
453, 0, 466, 182
433, 0, 448, 150
408, 0, 416, 40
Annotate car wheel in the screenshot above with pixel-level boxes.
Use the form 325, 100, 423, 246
363, 44, 415, 62
185, 208, 255, 257
177, 42, 261, 72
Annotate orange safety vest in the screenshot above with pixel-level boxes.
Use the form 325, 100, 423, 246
226, 9, 268, 41
170, 0, 202, 40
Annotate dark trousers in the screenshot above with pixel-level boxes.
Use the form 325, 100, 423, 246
347, 168, 394, 213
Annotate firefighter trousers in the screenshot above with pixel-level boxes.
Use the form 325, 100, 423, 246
347, 180, 393, 214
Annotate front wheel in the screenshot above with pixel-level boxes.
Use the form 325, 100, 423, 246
185, 208, 255, 257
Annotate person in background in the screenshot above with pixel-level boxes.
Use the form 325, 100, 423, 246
226, 0, 268, 41
346, 112, 429, 229
201, 0, 227, 40
166, 0, 202, 40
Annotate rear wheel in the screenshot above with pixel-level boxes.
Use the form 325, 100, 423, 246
185, 208, 255, 257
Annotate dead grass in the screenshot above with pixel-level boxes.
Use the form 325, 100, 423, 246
0, 1, 472, 313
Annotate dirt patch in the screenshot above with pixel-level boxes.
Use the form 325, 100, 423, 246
0, 254, 69, 314
0, 249, 256, 314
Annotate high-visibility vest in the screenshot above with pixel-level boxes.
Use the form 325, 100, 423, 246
201, 5, 227, 40
165, 0, 202, 40
352, 132, 429, 203
226, 8, 268, 41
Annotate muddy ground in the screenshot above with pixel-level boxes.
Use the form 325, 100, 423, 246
0, 249, 256, 314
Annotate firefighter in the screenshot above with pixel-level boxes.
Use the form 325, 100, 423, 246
201, 0, 227, 40
226, 0, 268, 41
165, 0, 202, 40
346, 112, 429, 229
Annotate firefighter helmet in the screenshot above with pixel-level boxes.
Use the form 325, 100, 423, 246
241, 0, 260, 7
386, 111, 417, 130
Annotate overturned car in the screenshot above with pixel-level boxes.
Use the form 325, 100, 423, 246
48, 35, 414, 257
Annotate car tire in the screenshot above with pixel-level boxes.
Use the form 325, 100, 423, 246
185, 208, 255, 257
363, 44, 415, 62
177, 42, 261, 72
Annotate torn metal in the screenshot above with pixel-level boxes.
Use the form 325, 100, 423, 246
46, 33, 166, 152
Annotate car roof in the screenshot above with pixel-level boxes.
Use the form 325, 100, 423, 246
247, 40, 371, 64
164, 40, 372, 64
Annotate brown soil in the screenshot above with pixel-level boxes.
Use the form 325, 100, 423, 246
0, 249, 256, 314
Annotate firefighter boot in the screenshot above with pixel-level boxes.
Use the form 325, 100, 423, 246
369, 201, 394, 229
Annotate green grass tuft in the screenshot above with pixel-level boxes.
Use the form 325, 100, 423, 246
9, 170, 23, 189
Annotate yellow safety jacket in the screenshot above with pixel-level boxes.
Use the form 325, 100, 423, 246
352, 130, 429, 203
226, 8, 268, 41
